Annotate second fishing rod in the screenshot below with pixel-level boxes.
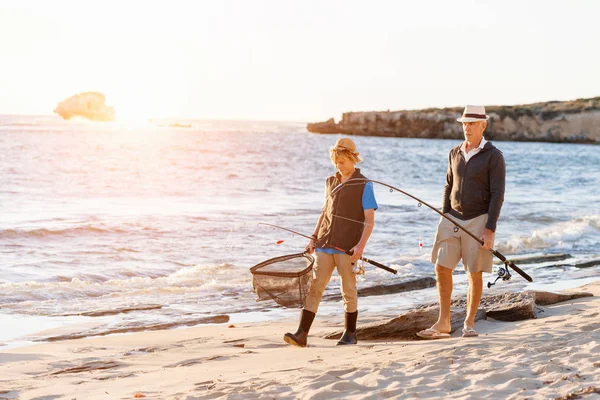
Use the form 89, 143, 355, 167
330, 178, 533, 284
258, 223, 397, 274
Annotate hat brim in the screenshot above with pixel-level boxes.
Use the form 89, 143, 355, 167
457, 116, 490, 123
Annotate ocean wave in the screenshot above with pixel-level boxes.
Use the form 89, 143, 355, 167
497, 214, 600, 253
0, 263, 243, 304
0, 121, 40, 127
0, 225, 131, 239
115, 247, 139, 253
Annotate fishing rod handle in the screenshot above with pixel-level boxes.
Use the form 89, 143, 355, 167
342, 248, 397, 274
506, 260, 533, 282
492, 250, 533, 282
361, 256, 398, 274
491, 249, 506, 262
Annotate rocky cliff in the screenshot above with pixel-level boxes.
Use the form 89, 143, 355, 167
54, 92, 115, 121
307, 97, 600, 143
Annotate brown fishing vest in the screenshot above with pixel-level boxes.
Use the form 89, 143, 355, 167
317, 169, 368, 252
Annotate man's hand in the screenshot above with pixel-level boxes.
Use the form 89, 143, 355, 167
480, 229, 495, 250
349, 243, 365, 262
305, 239, 316, 254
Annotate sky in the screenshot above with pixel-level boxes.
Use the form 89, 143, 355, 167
0, 0, 599, 121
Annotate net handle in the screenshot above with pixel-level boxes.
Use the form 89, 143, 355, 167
249, 252, 315, 277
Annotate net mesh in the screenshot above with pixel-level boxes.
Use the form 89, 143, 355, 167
249, 252, 314, 308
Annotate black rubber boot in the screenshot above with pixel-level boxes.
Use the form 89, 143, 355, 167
336, 311, 358, 345
284, 309, 316, 347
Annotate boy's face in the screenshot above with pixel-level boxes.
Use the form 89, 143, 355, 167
334, 155, 355, 176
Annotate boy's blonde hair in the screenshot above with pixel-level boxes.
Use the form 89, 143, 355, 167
329, 147, 361, 165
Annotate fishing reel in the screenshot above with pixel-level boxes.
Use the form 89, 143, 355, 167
487, 262, 512, 288
353, 259, 366, 275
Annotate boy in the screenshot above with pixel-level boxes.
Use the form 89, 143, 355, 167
284, 138, 377, 347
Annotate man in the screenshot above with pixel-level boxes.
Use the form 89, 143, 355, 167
283, 138, 377, 347
417, 105, 506, 339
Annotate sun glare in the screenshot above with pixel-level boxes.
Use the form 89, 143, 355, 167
111, 97, 157, 127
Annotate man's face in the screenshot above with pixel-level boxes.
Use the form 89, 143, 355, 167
462, 121, 486, 142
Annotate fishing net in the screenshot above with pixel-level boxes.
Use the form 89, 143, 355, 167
249, 252, 314, 308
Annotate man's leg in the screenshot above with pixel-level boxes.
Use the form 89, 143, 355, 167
430, 264, 453, 333
461, 214, 492, 333
420, 215, 461, 338
465, 271, 483, 330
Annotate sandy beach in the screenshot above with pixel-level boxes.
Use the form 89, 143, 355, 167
1, 281, 598, 400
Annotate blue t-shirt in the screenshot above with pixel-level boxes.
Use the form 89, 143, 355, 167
316, 181, 378, 254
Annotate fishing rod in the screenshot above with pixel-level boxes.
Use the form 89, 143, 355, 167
331, 179, 533, 286
258, 223, 397, 275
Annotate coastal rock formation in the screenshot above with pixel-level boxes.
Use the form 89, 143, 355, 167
324, 307, 487, 341
54, 92, 115, 121
308, 97, 600, 143
306, 118, 339, 134
450, 290, 593, 322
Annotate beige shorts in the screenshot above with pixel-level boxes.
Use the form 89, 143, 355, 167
430, 213, 493, 273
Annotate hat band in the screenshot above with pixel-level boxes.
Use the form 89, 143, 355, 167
463, 113, 487, 119
334, 146, 354, 152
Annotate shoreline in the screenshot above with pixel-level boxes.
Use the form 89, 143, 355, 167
1, 279, 599, 399
1, 270, 598, 349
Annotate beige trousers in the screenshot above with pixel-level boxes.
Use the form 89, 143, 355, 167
304, 251, 357, 313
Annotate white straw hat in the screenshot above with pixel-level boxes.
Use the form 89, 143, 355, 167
457, 105, 490, 122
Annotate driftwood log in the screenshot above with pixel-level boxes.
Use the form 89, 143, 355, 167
324, 290, 593, 341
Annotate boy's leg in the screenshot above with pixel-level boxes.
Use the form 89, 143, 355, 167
334, 253, 358, 313
335, 253, 359, 345
284, 252, 335, 347
304, 252, 336, 313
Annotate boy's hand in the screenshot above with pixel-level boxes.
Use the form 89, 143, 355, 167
349, 243, 365, 262
305, 239, 316, 254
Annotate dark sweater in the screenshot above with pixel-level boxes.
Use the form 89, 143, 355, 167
442, 141, 506, 232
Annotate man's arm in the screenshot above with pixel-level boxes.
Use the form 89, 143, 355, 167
482, 151, 506, 249
349, 209, 375, 261
486, 152, 506, 232
442, 150, 453, 213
